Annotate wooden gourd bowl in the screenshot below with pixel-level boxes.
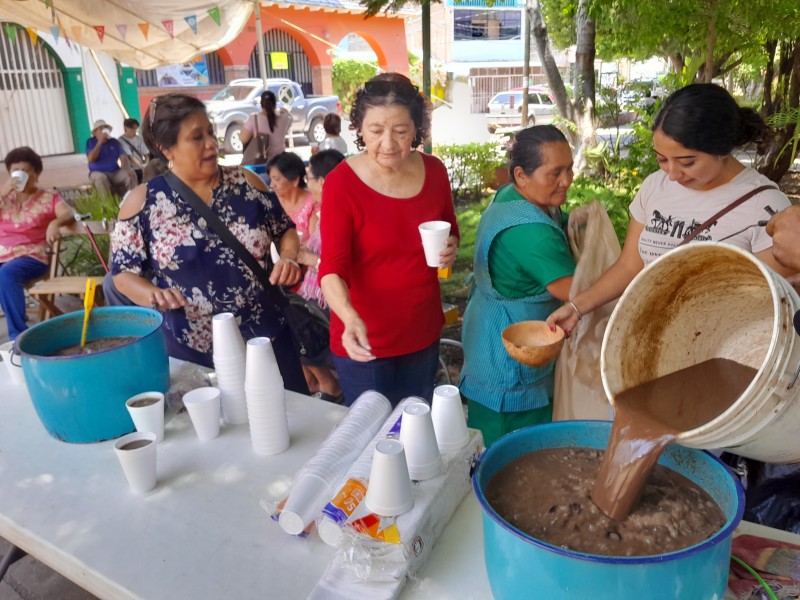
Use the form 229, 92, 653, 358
501, 321, 566, 367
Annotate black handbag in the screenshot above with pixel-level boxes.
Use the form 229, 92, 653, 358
164, 171, 330, 361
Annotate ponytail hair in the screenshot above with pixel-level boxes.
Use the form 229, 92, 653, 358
260, 91, 277, 132
653, 83, 773, 155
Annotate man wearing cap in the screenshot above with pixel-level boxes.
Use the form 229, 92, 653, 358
86, 119, 137, 198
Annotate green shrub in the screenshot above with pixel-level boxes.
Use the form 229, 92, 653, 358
440, 195, 491, 301
434, 142, 506, 204
60, 188, 118, 277
332, 59, 378, 115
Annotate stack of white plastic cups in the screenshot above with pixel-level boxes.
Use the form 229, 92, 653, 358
244, 337, 290, 456
278, 391, 392, 535
211, 313, 249, 425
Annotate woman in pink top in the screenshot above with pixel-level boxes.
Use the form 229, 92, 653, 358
0, 147, 74, 339
267, 152, 315, 240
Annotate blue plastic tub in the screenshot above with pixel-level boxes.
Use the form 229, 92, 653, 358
15, 307, 169, 443
472, 421, 743, 600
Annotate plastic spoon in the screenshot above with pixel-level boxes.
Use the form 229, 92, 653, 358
80, 279, 97, 348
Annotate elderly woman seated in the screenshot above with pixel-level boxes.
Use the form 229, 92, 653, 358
0, 146, 74, 340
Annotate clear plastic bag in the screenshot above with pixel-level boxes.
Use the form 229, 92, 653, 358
553, 201, 622, 421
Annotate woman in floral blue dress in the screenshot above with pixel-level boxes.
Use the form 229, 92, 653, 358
110, 94, 308, 393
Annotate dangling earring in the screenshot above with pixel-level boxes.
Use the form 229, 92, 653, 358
168, 159, 174, 170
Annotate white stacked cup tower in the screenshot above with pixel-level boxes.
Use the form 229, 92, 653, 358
212, 313, 249, 425
244, 337, 290, 456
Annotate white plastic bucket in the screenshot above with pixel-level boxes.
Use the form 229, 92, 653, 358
601, 242, 800, 462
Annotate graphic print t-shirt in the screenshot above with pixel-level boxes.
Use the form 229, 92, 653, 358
630, 168, 790, 266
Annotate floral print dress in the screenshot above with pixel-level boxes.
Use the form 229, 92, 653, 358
110, 167, 295, 367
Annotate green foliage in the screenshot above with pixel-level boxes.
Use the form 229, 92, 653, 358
73, 188, 120, 220
565, 177, 632, 245
439, 196, 490, 301
60, 234, 110, 277
767, 106, 800, 168
433, 142, 507, 204
332, 59, 378, 114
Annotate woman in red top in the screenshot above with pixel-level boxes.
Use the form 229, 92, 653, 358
0, 147, 74, 340
319, 73, 459, 407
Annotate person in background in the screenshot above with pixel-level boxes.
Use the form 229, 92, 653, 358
459, 126, 576, 445
110, 94, 307, 393
548, 83, 795, 334
767, 205, 800, 274
0, 147, 75, 340
86, 119, 137, 198
320, 72, 459, 407
316, 113, 349, 155
267, 152, 315, 241
118, 118, 150, 183
766, 205, 800, 335
240, 91, 291, 169
296, 149, 346, 403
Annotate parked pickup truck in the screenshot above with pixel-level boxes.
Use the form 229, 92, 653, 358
205, 78, 341, 153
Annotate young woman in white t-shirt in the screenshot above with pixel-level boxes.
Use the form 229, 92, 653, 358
548, 83, 796, 333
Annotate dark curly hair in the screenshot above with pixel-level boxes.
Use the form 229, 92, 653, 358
4, 146, 43, 174
653, 83, 774, 155
142, 93, 208, 161
348, 72, 431, 151
508, 126, 569, 185
267, 151, 307, 189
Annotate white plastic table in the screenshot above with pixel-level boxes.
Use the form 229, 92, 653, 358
0, 365, 348, 599
2, 364, 799, 600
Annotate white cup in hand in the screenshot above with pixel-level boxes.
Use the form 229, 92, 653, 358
10, 170, 28, 192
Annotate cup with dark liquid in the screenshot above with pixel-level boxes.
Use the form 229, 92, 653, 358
125, 391, 165, 442
114, 431, 158, 493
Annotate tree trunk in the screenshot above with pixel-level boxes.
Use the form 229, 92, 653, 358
761, 40, 778, 114
756, 38, 800, 183
530, 1, 574, 124
703, 0, 718, 83
572, 0, 597, 173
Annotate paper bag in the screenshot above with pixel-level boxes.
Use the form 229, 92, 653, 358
553, 201, 621, 421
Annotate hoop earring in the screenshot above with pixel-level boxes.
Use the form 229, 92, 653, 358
168, 159, 174, 170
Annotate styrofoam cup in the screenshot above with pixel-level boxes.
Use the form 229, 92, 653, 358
183, 387, 222, 441
399, 401, 442, 480
365, 439, 414, 517
418, 220, 451, 267
279, 473, 331, 535
0, 341, 25, 386
126, 391, 165, 442
431, 384, 470, 453
212, 312, 245, 357
245, 337, 283, 390
10, 169, 28, 191
114, 432, 157, 493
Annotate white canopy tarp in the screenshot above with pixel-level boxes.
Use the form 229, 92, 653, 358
0, 0, 253, 70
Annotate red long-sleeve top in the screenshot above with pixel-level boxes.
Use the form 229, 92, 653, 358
319, 153, 459, 358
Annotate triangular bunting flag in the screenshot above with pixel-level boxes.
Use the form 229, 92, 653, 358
94, 25, 105, 43
45, 0, 51, 7
184, 15, 198, 35
116, 24, 127, 41
138, 22, 149, 40
208, 7, 221, 26
3, 24, 17, 43
162, 19, 174, 39
71, 25, 82, 42
26, 28, 38, 45
49, 25, 60, 43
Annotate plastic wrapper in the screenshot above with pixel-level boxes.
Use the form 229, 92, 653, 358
553, 200, 621, 421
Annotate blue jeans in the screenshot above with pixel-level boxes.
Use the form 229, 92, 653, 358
332, 340, 440, 408
0, 256, 48, 340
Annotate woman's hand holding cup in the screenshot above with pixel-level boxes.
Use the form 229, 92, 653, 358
438, 235, 459, 269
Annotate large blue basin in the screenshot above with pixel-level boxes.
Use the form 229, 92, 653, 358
15, 307, 169, 443
472, 421, 743, 599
